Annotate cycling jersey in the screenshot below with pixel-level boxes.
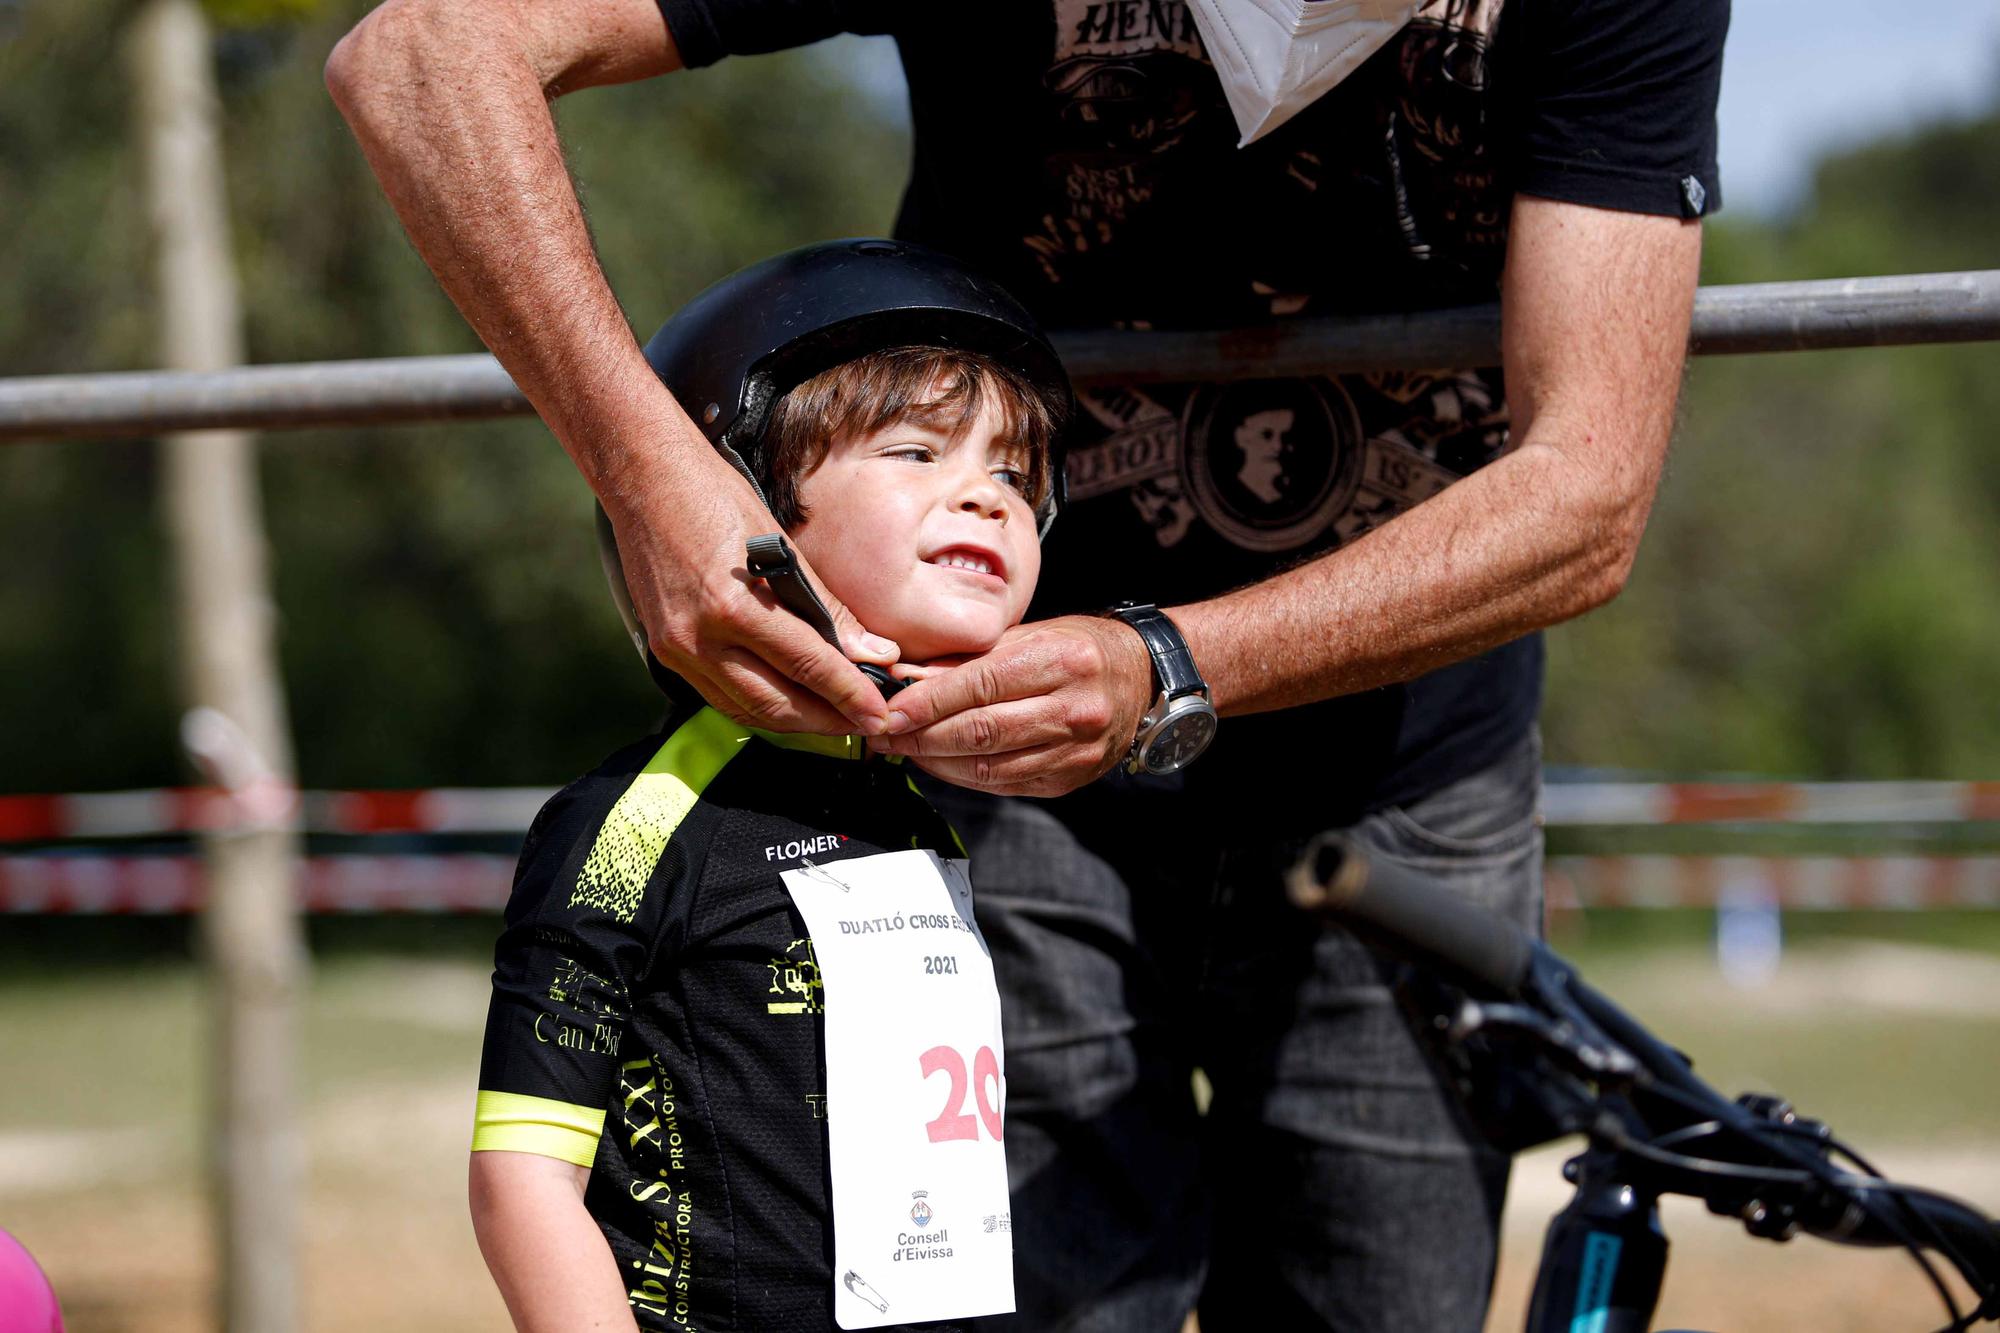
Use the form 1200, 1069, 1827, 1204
472, 704, 966, 1332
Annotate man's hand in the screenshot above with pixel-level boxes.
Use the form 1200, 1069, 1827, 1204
601, 450, 899, 735
867, 615, 1154, 796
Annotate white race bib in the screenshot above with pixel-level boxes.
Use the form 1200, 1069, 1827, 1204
780, 848, 1015, 1329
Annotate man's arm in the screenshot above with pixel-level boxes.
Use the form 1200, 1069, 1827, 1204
324, 0, 894, 734
873, 196, 1701, 793
470, 1150, 638, 1332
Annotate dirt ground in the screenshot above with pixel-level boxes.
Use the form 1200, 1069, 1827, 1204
10, 1125, 1995, 1331
4, 940, 1997, 1331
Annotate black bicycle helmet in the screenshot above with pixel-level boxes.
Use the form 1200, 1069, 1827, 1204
597, 237, 1074, 680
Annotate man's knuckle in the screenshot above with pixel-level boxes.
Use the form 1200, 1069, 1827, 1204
1064, 695, 1109, 738
979, 658, 1014, 699
1058, 638, 1105, 679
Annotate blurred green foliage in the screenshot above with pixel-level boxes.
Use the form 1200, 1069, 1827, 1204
0, 0, 906, 789
0, 0, 1993, 791
1543, 107, 2000, 779
204, 0, 323, 28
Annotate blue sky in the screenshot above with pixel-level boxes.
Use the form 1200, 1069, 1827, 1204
1720, 0, 2000, 215
827, 2, 2000, 219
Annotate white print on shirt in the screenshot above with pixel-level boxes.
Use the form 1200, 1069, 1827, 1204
764, 833, 846, 862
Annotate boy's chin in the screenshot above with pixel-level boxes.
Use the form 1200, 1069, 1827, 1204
884, 618, 1009, 665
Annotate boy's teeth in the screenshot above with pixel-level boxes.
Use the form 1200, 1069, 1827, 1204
935, 553, 992, 574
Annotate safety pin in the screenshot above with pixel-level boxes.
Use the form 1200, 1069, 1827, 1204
798, 856, 851, 893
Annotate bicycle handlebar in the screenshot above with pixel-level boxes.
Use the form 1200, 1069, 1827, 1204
1813, 1179, 2000, 1267
1288, 833, 2000, 1324
1286, 832, 1535, 996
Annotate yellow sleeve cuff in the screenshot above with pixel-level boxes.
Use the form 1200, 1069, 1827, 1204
471, 1090, 606, 1168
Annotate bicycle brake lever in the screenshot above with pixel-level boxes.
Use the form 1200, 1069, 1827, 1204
1475, 948, 1645, 1085
1459, 997, 1642, 1083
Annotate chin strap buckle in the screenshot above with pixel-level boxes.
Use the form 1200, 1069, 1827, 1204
746, 534, 902, 700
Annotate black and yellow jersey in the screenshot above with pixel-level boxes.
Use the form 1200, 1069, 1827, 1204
473, 705, 967, 1332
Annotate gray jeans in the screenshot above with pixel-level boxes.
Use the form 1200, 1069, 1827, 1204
923, 730, 1543, 1333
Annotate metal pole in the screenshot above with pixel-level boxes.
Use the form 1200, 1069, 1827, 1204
1, 270, 1996, 442
132, 4, 306, 1330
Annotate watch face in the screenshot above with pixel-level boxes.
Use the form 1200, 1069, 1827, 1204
1143, 708, 1218, 775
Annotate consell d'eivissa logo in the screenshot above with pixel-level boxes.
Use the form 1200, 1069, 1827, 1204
896, 1190, 951, 1262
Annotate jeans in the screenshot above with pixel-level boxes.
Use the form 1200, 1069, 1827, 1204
924, 729, 1544, 1332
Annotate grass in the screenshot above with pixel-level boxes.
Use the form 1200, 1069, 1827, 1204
1554, 905, 2000, 955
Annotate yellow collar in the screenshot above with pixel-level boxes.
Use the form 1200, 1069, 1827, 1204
744, 726, 891, 764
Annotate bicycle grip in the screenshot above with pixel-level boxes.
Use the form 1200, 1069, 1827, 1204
1285, 833, 1535, 996
1813, 1182, 2000, 1268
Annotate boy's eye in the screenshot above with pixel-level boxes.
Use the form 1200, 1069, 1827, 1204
885, 444, 937, 464
992, 466, 1030, 494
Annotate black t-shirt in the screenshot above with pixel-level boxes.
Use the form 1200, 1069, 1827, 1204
656, 0, 1727, 831
473, 705, 967, 1331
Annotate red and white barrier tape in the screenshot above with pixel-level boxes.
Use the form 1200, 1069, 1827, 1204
0, 854, 516, 914
0, 787, 555, 841
1541, 780, 2000, 826
1547, 855, 2000, 911
1, 852, 1996, 915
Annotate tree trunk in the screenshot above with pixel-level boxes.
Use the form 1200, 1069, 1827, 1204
131, 3, 307, 1331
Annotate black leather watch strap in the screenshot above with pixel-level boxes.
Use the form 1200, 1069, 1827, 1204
1107, 603, 1205, 700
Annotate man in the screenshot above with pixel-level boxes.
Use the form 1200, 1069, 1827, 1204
327, 1, 1725, 1327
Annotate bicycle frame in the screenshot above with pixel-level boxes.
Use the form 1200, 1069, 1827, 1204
1524, 1151, 1670, 1333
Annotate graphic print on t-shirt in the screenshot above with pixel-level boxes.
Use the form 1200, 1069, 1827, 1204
766, 937, 825, 1015
1026, 0, 1514, 562
1179, 378, 1365, 552
1028, 0, 1508, 307
1029, 0, 1222, 287
1067, 367, 1499, 554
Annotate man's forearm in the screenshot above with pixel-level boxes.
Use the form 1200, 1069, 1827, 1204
1174, 198, 1699, 720
324, 0, 696, 500
1172, 420, 1654, 718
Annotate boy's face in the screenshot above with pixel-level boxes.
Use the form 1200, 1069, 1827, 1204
791, 387, 1042, 664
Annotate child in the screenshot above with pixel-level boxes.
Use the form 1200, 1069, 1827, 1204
467, 240, 1070, 1333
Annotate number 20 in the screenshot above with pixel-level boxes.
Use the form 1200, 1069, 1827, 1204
919, 1045, 1003, 1142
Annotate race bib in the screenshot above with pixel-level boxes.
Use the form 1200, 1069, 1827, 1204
780, 848, 1015, 1329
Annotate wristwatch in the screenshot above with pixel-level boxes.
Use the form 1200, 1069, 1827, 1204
1105, 603, 1218, 776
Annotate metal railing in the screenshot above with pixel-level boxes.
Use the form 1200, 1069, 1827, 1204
3, 270, 1998, 442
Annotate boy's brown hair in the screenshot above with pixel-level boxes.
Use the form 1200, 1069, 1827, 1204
758, 345, 1066, 529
